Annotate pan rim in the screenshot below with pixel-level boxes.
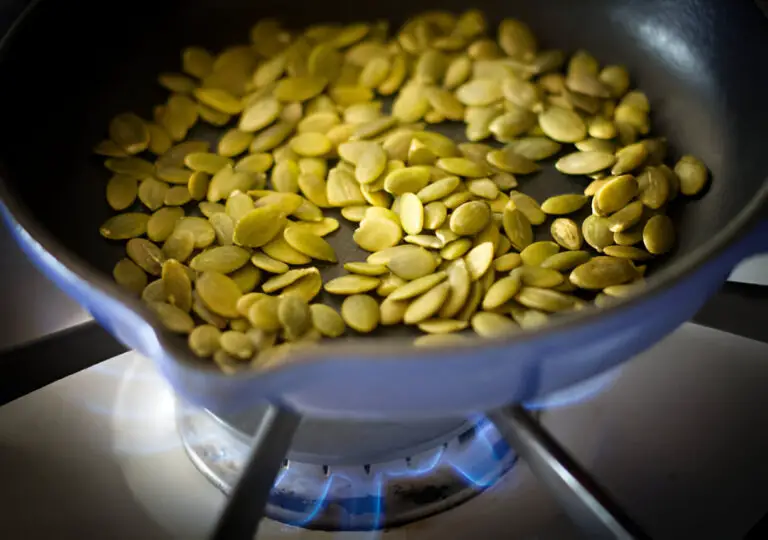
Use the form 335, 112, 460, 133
0, 0, 766, 379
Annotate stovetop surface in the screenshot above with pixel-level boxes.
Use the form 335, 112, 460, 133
1, 323, 768, 539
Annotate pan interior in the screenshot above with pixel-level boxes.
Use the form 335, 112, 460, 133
0, 0, 766, 341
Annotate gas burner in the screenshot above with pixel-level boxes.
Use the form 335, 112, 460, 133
177, 405, 517, 531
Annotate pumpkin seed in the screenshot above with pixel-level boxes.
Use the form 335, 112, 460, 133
113, 259, 148, 294
231, 265, 262, 293
403, 282, 450, 324
389, 271, 447, 302
637, 167, 669, 209
236, 153, 274, 175
486, 148, 540, 174
283, 226, 336, 262
507, 191, 546, 225
674, 155, 708, 196
417, 319, 468, 334
450, 201, 491, 236
582, 215, 614, 251
236, 292, 266, 317
262, 268, 319, 293
94, 139, 128, 158
416, 175, 460, 202
539, 106, 586, 142
502, 207, 533, 251
219, 331, 254, 360
612, 142, 647, 175
471, 312, 517, 338
465, 241, 495, 281
109, 112, 149, 155
126, 238, 165, 276
161, 259, 192, 312
555, 151, 615, 175
607, 201, 644, 232
549, 218, 582, 251
516, 287, 575, 312
353, 217, 402, 251
521, 241, 560, 266
423, 201, 448, 230
308, 304, 345, 337
541, 250, 591, 271
194, 87, 243, 114
148, 302, 195, 333
643, 214, 675, 255
518, 265, 564, 288
324, 274, 381, 295
282, 272, 323, 302
455, 79, 503, 106
570, 256, 638, 289
595, 174, 637, 214
277, 295, 312, 340
248, 296, 282, 331
232, 206, 285, 248
482, 273, 522, 310
576, 138, 616, 154
541, 194, 588, 215
273, 76, 327, 102
399, 193, 424, 236
504, 137, 561, 161
387, 246, 438, 280
342, 294, 380, 332
188, 325, 222, 357
106, 175, 138, 211
493, 252, 523, 272
327, 168, 366, 206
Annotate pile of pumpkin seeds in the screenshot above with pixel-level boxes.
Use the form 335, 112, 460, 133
96, 10, 709, 372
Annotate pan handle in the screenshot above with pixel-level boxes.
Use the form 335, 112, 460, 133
692, 220, 768, 343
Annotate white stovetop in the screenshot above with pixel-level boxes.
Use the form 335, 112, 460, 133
0, 323, 768, 539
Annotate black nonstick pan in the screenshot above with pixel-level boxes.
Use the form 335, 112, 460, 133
0, 0, 766, 425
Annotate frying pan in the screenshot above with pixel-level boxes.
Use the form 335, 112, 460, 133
0, 0, 766, 422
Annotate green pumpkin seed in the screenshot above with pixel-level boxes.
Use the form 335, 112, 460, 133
188, 245, 249, 273
502, 208, 533, 251
175, 217, 216, 248
353, 217, 402, 251
471, 312, 517, 338
161, 259, 192, 312
482, 273, 522, 310
162, 230, 195, 262
416, 175, 460, 202
232, 205, 285, 248
283, 226, 336, 262
440, 238, 473, 260
327, 168, 366, 206
281, 272, 323, 302
575, 138, 616, 153
342, 294, 380, 332
555, 151, 615, 175
231, 264, 262, 293
541, 250, 591, 271
387, 246, 438, 280
603, 245, 652, 261
188, 325, 222, 357
236, 292, 266, 317
417, 319, 469, 334
109, 112, 149, 155
113, 258, 148, 294
611, 142, 647, 175
273, 76, 327, 102
196, 271, 242, 318
277, 295, 312, 340
403, 282, 450, 324
136, 178, 168, 211
247, 296, 282, 331
164, 186, 192, 206
384, 166, 431, 195
467, 178, 499, 200
493, 252, 523, 272
126, 238, 165, 276
517, 265, 564, 288
643, 214, 675, 255
450, 201, 491, 236
343, 262, 388, 276
148, 302, 195, 333
399, 193, 425, 235
674, 155, 708, 196
504, 137, 561, 161
595, 174, 637, 214
520, 241, 560, 266
570, 256, 638, 289
539, 106, 586, 142
194, 87, 243, 114
507, 191, 546, 225
456, 79, 503, 107
486, 148, 540, 174
637, 166, 669, 209
541, 194, 588, 215
106, 175, 138, 211
516, 287, 575, 312
549, 218, 582, 250
324, 274, 381, 295
262, 267, 318, 293
387, 271, 447, 302
582, 215, 614, 251
603, 280, 645, 298
607, 201, 644, 232
219, 331, 254, 359
354, 143, 388, 184
465, 241, 495, 281
309, 304, 345, 337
